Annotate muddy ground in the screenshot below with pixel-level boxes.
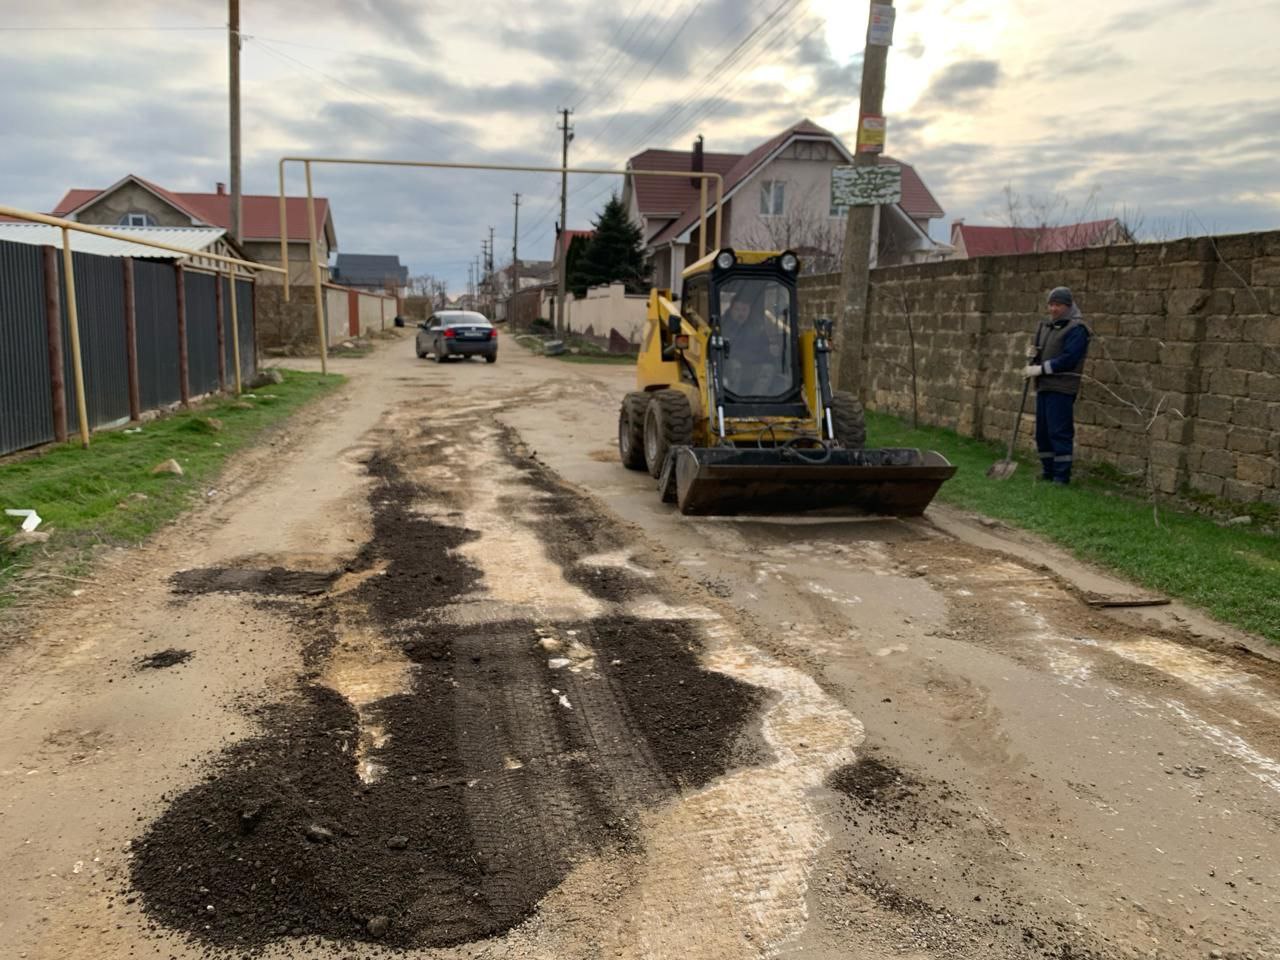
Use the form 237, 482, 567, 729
0, 339, 1277, 960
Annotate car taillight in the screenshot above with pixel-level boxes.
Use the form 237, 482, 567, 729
443, 328, 456, 338
488, 329, 497, 339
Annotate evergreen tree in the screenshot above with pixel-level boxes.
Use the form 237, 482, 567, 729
564, 233, 591, 298
568, 195, 650, 297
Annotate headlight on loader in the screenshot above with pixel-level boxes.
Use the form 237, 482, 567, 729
715, 249, 736, 270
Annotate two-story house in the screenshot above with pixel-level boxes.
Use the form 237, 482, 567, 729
50, 175, 338, 285
623, 119, 945, 288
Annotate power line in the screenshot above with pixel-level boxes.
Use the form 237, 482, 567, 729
571, 0, 709, 167
569, 9, 825, 218
570, 0, 670, 112
561, 0, 651, 111
520, 0, 814, 253
572, 0, 684, 116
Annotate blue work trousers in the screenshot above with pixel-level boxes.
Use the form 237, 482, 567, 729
1035, 391, 1076, 483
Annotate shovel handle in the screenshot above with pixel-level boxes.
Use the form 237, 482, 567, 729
1006, 378, 1031, 460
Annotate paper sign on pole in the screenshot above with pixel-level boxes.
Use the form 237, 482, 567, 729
868, 4, 896, 46
857, 114, 886, 154
832, 165, 902, 207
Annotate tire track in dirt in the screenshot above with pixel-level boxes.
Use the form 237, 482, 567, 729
129, 385, 782, 952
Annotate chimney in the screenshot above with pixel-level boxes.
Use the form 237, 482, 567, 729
690, 135, 704, 188
216, 182, 227, 195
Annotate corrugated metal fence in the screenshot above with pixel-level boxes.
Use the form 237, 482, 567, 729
0, 239, 257, 456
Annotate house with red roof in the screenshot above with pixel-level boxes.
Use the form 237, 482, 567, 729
622, 119, 946, 287
950, 219, 1132, 259
48, 175, 338, 284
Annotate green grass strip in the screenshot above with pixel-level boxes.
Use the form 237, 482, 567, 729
867, 410, 1280, 644
0, 369, 344, 609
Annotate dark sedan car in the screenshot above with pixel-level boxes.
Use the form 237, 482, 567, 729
416, 311, 498, 363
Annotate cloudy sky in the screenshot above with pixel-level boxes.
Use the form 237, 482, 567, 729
2, 0, 1278, 291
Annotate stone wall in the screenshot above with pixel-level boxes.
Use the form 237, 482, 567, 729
800, 231, 1280, 504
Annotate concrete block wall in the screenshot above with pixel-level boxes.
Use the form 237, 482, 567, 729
799, 230, 1280, 505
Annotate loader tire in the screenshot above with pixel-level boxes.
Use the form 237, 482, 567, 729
618, 393, 650, 471
830, 391, 867, 450
644, 390, 694, 479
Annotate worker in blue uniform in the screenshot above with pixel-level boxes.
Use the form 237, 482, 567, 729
1024, 287, 1090, 484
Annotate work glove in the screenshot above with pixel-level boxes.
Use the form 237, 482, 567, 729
1023, 364, 1043, 379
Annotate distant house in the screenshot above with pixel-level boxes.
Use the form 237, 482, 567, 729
950, 219, 1133, 258
623, 119, 946, 288
332, 253, 408, 295
49, 175, 338, 284
510, 258, 555, 289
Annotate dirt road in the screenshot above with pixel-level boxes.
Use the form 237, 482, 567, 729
1, 338, 1277, 960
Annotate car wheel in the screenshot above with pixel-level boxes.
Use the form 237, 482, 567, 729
485, 354, 497, 364
433, 341, 446, 363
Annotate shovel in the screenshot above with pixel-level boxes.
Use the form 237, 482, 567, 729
987, 377, 1031, 480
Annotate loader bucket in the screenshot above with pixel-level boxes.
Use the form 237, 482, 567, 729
672, 446, 957, 517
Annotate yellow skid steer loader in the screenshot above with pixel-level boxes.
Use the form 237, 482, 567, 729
617, 248, 956, 515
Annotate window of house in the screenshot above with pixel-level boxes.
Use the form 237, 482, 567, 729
119, 211, 156, 227
759, 180, 785, 217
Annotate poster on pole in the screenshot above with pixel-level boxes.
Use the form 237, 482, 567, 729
856, 114, 886, 153
832, 164, 902, 207
868, 4, 896, 46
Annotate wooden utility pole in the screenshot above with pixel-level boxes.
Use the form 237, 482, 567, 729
834, 0, 893, 401
511, 192, 520, 324
228, 0, 242, 245
556, 107, 573, 335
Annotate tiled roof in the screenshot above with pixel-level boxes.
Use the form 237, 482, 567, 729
953, 219, 1122, 257
50, 176, 334, 243
637, 119, 945, 248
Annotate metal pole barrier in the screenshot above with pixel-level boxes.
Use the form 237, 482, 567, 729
699, 179, 708, 259
304, 161, 328, 374
228, 268, 243, 395
278, 160, 290, 302
60, 227, 90, 448
714, 174, 724, 251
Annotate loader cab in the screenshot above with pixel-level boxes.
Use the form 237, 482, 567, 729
683, 249, 803, 409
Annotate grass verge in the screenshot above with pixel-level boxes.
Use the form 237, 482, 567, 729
0, 369, 344, 611
867, 410, 1280, 644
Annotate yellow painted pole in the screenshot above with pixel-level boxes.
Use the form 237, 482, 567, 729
713, 174, 724, 251
227, 267, 243, 395
278, 160, 290, 302
304, 161, 328, 374
698, 178, 708, 258
60, 227, 90, 448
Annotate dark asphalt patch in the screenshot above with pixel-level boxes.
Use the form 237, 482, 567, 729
136, 648, 193, 670
170, 566, 337, 597
134, 447, 765, 950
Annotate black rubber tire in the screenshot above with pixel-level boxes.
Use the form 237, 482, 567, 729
829, 390, 867, 450
485, 354, 497, 364
643, 389, 694, 479
618, 393, 650, 471
433, 343, 447, 363
415, 341, 426, 359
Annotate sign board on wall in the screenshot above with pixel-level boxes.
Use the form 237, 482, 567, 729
857, 114, 885, 153
832, 165, 903, 207
868, 4, 896, 46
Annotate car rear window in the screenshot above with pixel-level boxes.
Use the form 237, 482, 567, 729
441, 314, 490, 326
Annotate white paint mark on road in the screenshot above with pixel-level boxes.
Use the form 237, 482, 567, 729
1165, 699, 1280, 794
